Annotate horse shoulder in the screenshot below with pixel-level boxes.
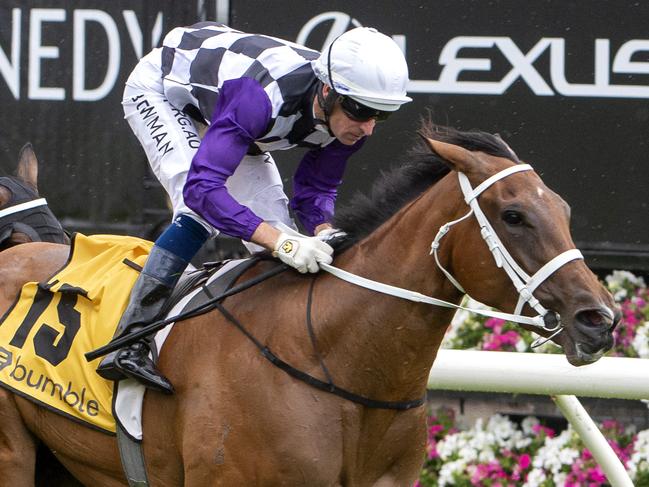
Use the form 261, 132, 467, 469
0, 243, 68, 306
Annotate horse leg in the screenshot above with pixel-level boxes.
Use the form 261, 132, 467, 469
0, 388, 37, 486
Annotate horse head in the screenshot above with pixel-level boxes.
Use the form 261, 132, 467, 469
0, 143, 69, 250
420, 127, 619, 366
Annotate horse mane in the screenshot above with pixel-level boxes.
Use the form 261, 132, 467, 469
333, 120, 521, 242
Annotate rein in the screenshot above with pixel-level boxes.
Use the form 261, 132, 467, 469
322, 164, 584, 347
86, 261, 290, 360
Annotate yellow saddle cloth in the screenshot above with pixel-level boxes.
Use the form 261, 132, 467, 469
0, 233, 152, 434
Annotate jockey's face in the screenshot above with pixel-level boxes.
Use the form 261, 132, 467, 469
329, 100, 376, 145
316, 84, 376, 145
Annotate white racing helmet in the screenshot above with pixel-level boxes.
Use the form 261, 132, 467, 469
313, 27, 412, 112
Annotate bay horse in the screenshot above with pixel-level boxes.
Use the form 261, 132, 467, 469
0, 143, 69, 250
0, 123, 618, 486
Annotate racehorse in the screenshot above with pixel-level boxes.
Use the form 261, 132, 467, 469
0, 143, 69, 250
0, 123, 619, 486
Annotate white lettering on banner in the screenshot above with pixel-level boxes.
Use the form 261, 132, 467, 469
614, 40, 649, 74
298, 12, 649, 99
409, 36, 649, 98
123, 11, 144, 59
73, 10, 120, 102
0, 7, 164, 101
123, 10, 163, 61
0, 8, 20, 99
28, 8, 66, 101
434, 37, 554, 96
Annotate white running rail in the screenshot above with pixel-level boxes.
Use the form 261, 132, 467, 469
428, 351, 648, 486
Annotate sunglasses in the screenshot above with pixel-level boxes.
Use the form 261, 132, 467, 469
338, 96, 391, 122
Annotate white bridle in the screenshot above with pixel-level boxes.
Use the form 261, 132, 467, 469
320, 164, 583, 347
430, 164, 583, 344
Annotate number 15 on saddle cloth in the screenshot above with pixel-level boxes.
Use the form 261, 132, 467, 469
0, 234, 153, 433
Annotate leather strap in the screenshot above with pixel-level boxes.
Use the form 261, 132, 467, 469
117, 422, 149, 487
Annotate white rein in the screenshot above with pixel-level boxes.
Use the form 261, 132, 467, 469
321, 164, 583, 347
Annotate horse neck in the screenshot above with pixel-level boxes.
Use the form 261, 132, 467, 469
343, 173, 464, 299
317, 175, 466, 401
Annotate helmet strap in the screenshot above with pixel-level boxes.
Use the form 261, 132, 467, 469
314, 81, 337, 137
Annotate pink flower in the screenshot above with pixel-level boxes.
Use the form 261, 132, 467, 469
485, 318, 505, 332
518, 453, 531, 469
587, 466, 606, 482
427, 441, 439, 460
483, 333, 501, 351
471, 463, 489, 484
532, 424, 555, 437
502, 330, 520, 345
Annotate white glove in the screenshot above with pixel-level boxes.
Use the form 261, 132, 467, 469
316, 227, 347, 242
273, 232, 333, 273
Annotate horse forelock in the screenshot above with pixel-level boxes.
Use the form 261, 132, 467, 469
333, 120, 520, 242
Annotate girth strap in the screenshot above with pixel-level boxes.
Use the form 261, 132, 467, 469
116, 424, 149, 487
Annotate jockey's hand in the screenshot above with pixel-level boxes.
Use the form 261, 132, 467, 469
273, 232, 333, 273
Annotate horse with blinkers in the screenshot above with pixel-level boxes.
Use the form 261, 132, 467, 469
0, 143, 68, 251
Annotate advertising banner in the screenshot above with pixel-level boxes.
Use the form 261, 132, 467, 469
0, 1, 199, 234
230, 0, 649, 270
2, 1, 647, 270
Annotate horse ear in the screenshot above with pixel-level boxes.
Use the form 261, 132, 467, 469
16, 143, 38, 191
417, 134, 478, 173
494, 133, 518, 160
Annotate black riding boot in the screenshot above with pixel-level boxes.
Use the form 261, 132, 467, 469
96, 246, 188, 394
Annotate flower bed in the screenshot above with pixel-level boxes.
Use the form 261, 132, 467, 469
416, 271, 649, 485
416, 408, 649, 486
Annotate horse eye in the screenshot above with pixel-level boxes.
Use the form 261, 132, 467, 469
502, 210, 523, 226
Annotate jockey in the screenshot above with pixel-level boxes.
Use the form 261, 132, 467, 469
96, 23, 411, 393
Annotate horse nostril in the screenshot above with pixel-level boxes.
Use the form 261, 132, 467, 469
576, 308, 615, 330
